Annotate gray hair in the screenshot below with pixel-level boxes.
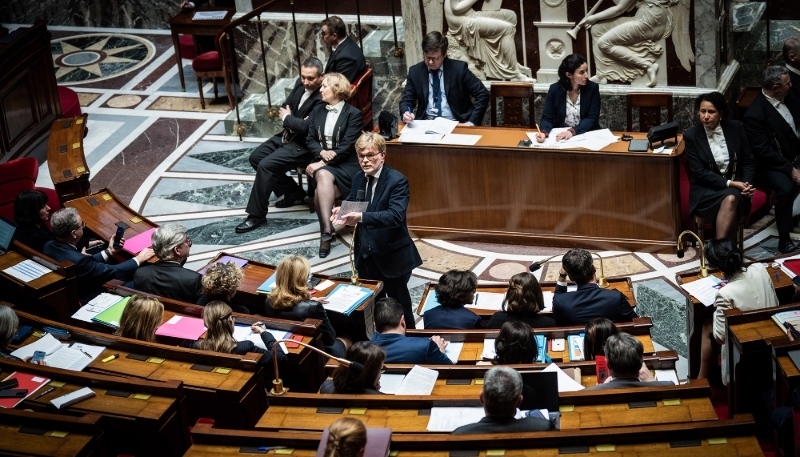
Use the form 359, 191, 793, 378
0, 304, 18, 347
152, 224, 187, 260
762, 65, 789, 90
51, 207, 80, 238
562, 248, 594, 285
604, 332, 644, 377
301, 56, 323, 76
482, 366, 523, 415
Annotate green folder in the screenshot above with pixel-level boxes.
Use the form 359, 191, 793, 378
91, 296, 131, 328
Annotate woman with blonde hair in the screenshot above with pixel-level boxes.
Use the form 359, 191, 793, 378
304, 72, 363, 258
116, 294, 164, 342
487, 272, 556, 329
323, 417, 367, 457
194, 301, 286, 366
264, 254, 349, 357
198, 261, 250, 313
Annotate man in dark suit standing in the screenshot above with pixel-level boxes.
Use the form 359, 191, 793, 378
784, 37, 800, 100
552, 248, 637, 326
586, 333, 675, 390
369, 298, 452, 364
134, 224, 204, 303
743, 66, 800, 253
332, 132, 423, 328
400, 31, 489, 127
236, 57, 325, 233
320, 16, 366, 83
43, 208, 154, 304
452, 366, 552, 434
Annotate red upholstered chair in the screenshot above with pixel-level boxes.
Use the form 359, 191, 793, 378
348, 67, 373, 131
191, 29, 234, 110
0, 158, 61, 223
179, 34, 197, 60
57, 86, 82, 118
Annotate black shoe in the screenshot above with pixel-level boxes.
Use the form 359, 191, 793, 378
275, 190, 307, 208
779, 239, 799, 254
235, 216, 267, 233
319, 235, 333, 258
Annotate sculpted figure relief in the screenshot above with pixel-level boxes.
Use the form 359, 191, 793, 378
574, 0, 694, 87
444, 0, 534, 82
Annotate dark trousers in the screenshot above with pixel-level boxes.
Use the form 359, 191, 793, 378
357, 255, 416, 329
245, 136, 311, 218
756, 169, 797, 235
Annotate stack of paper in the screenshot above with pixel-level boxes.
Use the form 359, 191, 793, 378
481, 338, 496, 360
542, 363, 585, 391
91, 296, 131, 328
72, 293, 125, 323
192, 10, 226, 20
322, 285, 370, 315
3, 259, 52, 283
232, 325, 289, 354
11, 334, 105, 371
465, 292, 505, 311
426, 407, 532, 432
525, 128, 619, 151
398, 118, 458, 144
155, 315, 207, 340
679, 275, 723, 307
395, 365, 438, 395
198, 255, 249, 274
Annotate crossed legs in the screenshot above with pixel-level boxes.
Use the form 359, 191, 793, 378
312, 169, 342, 257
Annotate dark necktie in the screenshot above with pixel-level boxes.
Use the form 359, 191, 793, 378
430, 69, 442, 117
365, 175, 375, 204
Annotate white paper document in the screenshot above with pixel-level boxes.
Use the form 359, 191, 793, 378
398, 132, 444, 144
655, 369, 679, 385
404, 117, 458, 135
71, 293, 124, 323
314, 280, 335, 291
13, 336, 105, 371
541, 291, 554, 312
427, 407, 486, 432
466, 292, 505, 311
334, 200, 369, 224
192, 10, 226, 20
395, 365, 438, 395
378, 373, 406, 394
443, 341, 463, 363
51, 387, 96, 409
481, 338, 496, 360
543, 362, 585, 391
439, 134, 482, 145
679, 275, 723, 307
323, 285, 369, 314
3, 259, 52, 283
11, 333, 62, 360
232, 326, 289, 353
525, 127, 618, 151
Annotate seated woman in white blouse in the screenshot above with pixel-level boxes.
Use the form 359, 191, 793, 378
685, 92, 756, 241
535, 54, 601, 142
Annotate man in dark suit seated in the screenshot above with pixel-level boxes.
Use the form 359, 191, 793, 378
133, 224, 203, 303
552, 248, 637, 326
586, 333, 675, 390
235, 57, 326, 233
400, 31, 489, 127
369, 298, 453, 365
744, 66, 800, 253
452, 366, 552, 434
320, 16, 366, 83
784, 37, 800, 100
43, 208, 154, 304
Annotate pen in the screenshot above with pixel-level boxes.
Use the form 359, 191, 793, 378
776, 270, 781, 282
473, 292, 479, 307
407, 106, 413, 123
32, 387, 55, 400
102, 354, 119, 363
80, 349, 93, 359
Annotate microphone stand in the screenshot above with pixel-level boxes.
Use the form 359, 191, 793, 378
529, 254, 561, 273
676, 230, 709, 278
590, 252, 609, 289
350, 223, 360, 285
270, 339, 363, 396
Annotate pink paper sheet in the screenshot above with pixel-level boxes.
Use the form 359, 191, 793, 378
122, 227, 157, 255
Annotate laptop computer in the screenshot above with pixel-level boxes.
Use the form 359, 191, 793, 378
0, 216, 16, 255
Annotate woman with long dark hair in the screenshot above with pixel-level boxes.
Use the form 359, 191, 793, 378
320, 342, 386, 394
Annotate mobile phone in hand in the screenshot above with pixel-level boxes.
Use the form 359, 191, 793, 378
112, 226, 125, 250
31, 351, 46, 363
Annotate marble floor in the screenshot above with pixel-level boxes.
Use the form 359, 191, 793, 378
19, 23, 800, 382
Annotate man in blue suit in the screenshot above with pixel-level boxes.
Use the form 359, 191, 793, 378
370, 298, 453, 365
552, 248, 637, 326
43, 208, 154, 304
331, 132, 423, 328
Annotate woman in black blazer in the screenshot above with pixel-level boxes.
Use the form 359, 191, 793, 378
685, 92, 755, 241
536, 54, 601, 142
305, 72, 363, 258
13, 190, 53, 253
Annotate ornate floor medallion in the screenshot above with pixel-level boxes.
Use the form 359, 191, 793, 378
52, 33, 154, 84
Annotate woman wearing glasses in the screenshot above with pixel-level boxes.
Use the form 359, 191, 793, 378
320, 342, 386, 394
305, 72, 363, 259
263, 255, 350, 357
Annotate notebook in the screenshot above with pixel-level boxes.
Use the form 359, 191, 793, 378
91, 296, 132, 328
155, 315, 207, 340
256, 273, 276, 294
0, 372, 50, 408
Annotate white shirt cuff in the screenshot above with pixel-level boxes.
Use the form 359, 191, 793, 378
281, 112, 289, 122
467, 122, 474, 127
557, 280, 568, 287
132, 258, 140, 266
726, 179, 731, 187
100, 250, 109, 261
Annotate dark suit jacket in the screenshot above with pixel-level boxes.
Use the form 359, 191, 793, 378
263, 298, 338, 347
539, 81, 601, 135
194, 332, 287, 367
43, 239, 138, 303
319, 379, 382, 395
451, 416, 551, 435
276, 80, 323, 155
424, 305, 481, 330
13, 223, 53, 253
370, 332, 453, 365
552, 283, 637, 326
346, 165, 422, 279
400, 58, 489, 126
685, 119, 755, 215
487, 312, 556, 329
133, 261, 204, 304
789, 69, 800, 101
585, 377, 676, 390
743, 92, 800, 176
324, 37, 367, 83
305, 102, 362, 166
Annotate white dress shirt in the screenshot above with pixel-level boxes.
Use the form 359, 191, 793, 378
763, 90, 798, 136
323, 100, 346, 148
280, 89, 313, 122
426, 68, 458, 123
364, 166, 383, 203
564, 91, 581, 128
705, 124, 731, 187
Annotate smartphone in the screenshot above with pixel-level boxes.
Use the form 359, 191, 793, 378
31, 351, 45, 363
112, 226, 125, 250
551, 338, 565, 352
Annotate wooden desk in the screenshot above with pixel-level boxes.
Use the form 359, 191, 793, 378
0, 241, 79, 322
168, 7, 235, 92
385, 128, 683, 252
0, 409, 105, 457
46, 114, 90, 204
676, 263, 794, 379
0, 357, 189, 457
64, 188, 158, 245
416, 277, 636, 319
199, 252, 384, 341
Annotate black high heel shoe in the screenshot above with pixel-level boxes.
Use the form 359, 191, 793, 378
319, 232, 334, 258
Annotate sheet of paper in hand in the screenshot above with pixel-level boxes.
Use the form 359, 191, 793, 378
335, 200, 369, 224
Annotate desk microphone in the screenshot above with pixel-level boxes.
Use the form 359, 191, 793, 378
356, 190, 365, 202
270, 340, 364, 395
529, 254, 560, 272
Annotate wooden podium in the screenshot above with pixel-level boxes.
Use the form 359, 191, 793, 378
47, 114, 90, 204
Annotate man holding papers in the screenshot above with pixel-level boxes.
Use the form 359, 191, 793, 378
331, 132, 422, 328
370, 298, 453, 365
452, 367, 551, 434
400, 31, 489, 127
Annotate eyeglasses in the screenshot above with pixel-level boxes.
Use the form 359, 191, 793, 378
73, 221, 86, 231
184, 237, 193, 247
380, 365, 387, 374
357, 151, 383, 161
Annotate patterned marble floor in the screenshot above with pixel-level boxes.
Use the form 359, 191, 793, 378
21, 24, 800, 381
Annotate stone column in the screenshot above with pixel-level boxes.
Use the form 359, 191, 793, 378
401, 0, 423, 70
534, 0, 573, 83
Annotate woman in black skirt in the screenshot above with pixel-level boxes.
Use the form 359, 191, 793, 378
685, 92, 756, 241
305, 72, 363, 258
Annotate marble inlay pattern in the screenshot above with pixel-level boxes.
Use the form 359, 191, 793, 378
187, 217, 314, 246
52, 34, 154, 85
539, 254, 652, 282
416, 242, 481, 273
105, 95, 143, 108
78, 92, 102, 106
184, 148, 257, 174
148, 96, 232, 113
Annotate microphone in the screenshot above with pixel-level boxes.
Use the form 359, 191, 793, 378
270, 339, 364, 395
529, 254, 561, 272
356, 190, 365, 202
676, 230, 709, 277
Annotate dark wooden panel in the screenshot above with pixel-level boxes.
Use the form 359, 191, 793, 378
1, 76, 36, 146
